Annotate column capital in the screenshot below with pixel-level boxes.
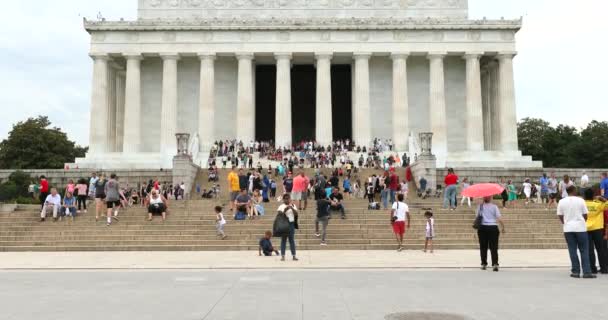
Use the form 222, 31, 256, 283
427, 52, 447, 60
390, 52, 410, 60
314, 52, 333, 60
463, 52, 484, 60
353, 52, 372, 60
123, 53, 143, 60
159, 53, 181, 60
235, 52, 254, 60
197, 52, 216, 60
274, 52, 292, 60
89, 53, 110, 61
496, 52, 517, 60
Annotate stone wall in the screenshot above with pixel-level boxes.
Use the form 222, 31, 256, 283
0, 169, 173, 189
437, 168, 608, 184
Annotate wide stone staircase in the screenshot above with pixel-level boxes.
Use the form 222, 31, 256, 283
0, 168, 566, 252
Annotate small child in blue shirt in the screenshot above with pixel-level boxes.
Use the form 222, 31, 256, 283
259, 231, 279, 256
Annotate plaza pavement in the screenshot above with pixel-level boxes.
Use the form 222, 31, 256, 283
0, 249, 571, 269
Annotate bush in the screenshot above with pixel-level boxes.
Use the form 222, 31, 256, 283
15, 196, 40, 205
8, 170, 31, 198
0, 182, 18, 202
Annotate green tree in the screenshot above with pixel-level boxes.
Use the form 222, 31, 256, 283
0, 116, 87, 169
577, 121, 608, 168
517, 118, 554, 163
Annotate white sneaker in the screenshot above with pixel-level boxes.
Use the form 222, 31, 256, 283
315, 233, 320, 237
320, 242, 327, 246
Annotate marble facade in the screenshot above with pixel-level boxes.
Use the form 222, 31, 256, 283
74, 0, 541, 169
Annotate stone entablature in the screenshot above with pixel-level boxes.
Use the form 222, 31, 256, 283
137, 0, 468, 20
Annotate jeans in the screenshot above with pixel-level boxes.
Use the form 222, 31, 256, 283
444, 185, 457, 209
315, 216, 329, 242
564, 232, 591, 275
588, 229, 608, 273
331, 204, 346, 217
478, 225, 500, 266
281, 222, 296, 257
389, 190, 396, 204
381, 189, 389, 209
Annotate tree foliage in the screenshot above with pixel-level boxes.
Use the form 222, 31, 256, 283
518, 118, 608, 168
0, 116, 87, 169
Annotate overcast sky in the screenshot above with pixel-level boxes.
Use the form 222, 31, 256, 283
1, 0, 606, 146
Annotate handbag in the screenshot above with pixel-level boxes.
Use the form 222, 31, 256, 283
473, 204, 483, 230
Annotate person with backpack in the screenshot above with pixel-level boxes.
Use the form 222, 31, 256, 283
476, 196, 505, 272
274, 194, 299, 261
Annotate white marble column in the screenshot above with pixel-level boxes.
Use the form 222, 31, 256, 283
497, 53, 518, 152
236, 53, 255, 143
428, 52, 448, 157
315, 53, 333, 146
198, 53, 216, 151
464, 53, 485, 152
391, 53, 409, 151
489, 61, 501, 151
275, 53, 292, 148
160, 53, 180, 159
106, 66, 117, 152
115, 72, 126, 153
88, 54, 110, 154
122, 54, 143, 154
353, 53, 372, 147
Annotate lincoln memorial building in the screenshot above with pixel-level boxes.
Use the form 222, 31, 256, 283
75, 0, 540, 169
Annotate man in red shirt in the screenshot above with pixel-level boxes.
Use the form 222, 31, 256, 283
444, 168, 459, 210
39, 175, 49, 210
291, 172, 310, 210
389, 171, 400, 204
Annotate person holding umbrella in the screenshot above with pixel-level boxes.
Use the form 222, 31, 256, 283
463, 184, 506, 272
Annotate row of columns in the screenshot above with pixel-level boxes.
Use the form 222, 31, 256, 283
88, 51, 519, 157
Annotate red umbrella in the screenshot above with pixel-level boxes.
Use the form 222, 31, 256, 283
462, 183, 504, 198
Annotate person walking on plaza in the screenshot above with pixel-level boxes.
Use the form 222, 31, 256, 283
104, 174, 121, 226
583, 189, 608, 274
277, 194, 299, 261
390, 193, 410, 252
215, 206, 228, 240
477, 196, 505, 272
227, 167, 240, 212
423, 211, 435, 253
40, 188, 61, 222
443, 168, 459, 210
557, 185, 595, 278
315, 198, 331, 246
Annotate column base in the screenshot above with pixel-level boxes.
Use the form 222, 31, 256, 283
444, 150, 542, 169
70, 152, 170, 170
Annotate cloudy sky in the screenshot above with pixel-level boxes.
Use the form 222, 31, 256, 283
0, 0, 606, 146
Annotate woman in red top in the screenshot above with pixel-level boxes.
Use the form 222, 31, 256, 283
39, 176, 49, 210
443, 168, 459, 210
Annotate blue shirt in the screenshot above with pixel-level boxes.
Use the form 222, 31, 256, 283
64, 196, 75, 206
477, 203, 502, 226
259, 238, 273, 255
601, 178, 608, 198
343, 179, 351, 190
539, 177, 549, 193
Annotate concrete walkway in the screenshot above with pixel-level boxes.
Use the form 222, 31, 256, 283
0, 250, 571, 269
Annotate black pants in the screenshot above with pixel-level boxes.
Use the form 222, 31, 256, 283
478, 225, 500, 266
588, 229, 608, 273
77, 195, 87, 210
39, 192, 49, 209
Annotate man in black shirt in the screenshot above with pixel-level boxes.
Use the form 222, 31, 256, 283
328, 188, 346, 219
315, 198, 331, 245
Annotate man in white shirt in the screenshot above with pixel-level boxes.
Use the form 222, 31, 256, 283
580, 171, 590, 196
40, 188, 62, 222
557, 185, 595, 279
390, 193, 410, 252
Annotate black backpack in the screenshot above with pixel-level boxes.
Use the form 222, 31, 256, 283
273, 212, 291, 237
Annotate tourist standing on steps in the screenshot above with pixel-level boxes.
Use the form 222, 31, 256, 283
104, 174, 121, 226
460, 178, 471, 208
583, 189, 608, 274
227, 167, 240, 212
94, 174, 107, 222
558, 175, 574, 201
315, 198, 331, 246
443, 168, 458, 210
477, 196, 505, 272
291, 171, 309, 211
390, 193, 410, 252
277, 194, 299, 261
38, 175, 49, 210
557, 185, 595, 279
547, 173, 558, 208
76, 179, 88, 214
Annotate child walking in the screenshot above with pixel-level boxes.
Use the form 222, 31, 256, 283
423, 211, 435, 253
215, 206, 227, 240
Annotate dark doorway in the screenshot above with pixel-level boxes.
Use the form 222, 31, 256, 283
291, 65, 317, 143
255, 65, 276, 142
331, 65, 352, 140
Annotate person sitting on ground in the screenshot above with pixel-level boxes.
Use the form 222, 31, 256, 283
40, 188, 62, 222
62, 191, 77, 222
259, 231, 280, 256
147, 189, 168, 222
234, 188, 253, 219
328, 187, 346, 219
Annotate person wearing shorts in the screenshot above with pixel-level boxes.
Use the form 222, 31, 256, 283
390, 193, 410, 252
104, 174, 121, 226
94, 174, 106, 222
